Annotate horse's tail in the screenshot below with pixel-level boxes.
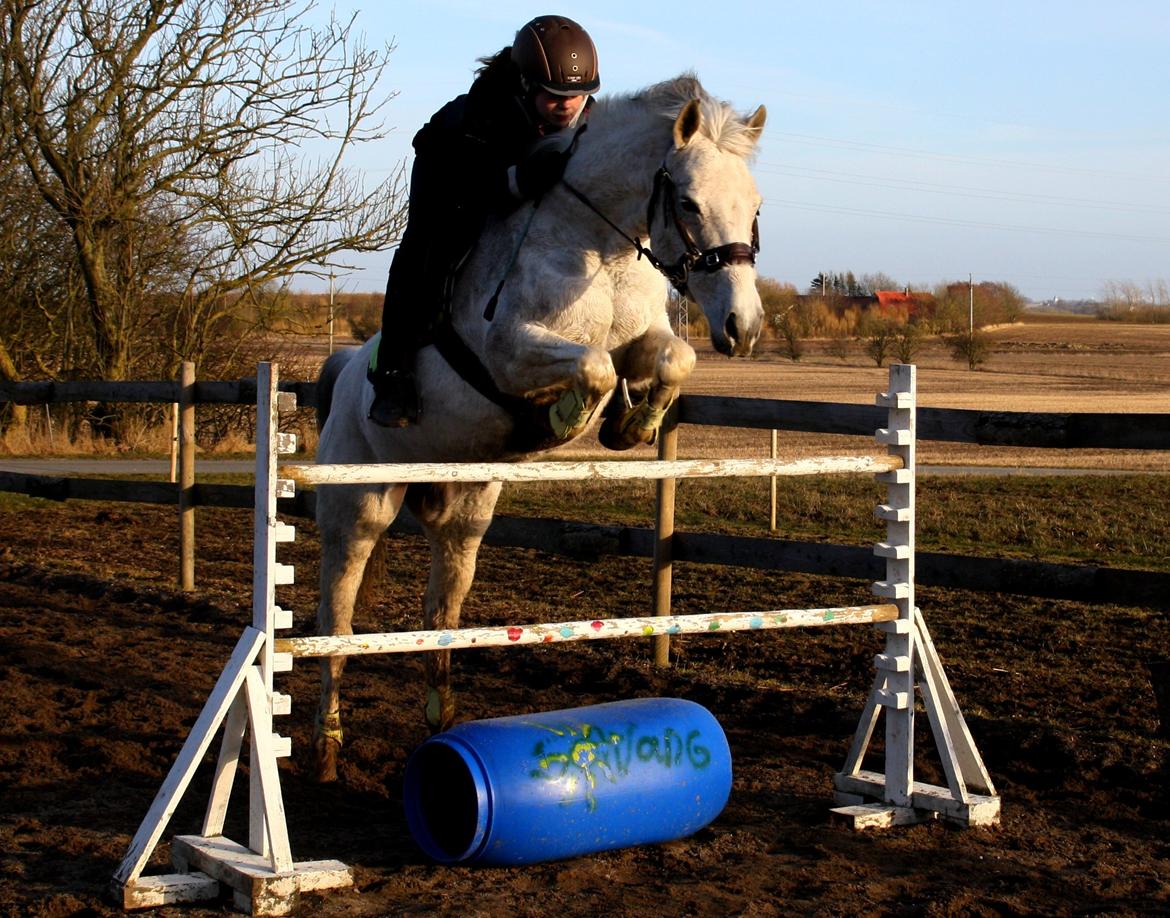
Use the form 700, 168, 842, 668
315, 347, 357, 432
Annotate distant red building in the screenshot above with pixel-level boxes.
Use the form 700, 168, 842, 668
874, 290, 936, 320
792, 290, 937, 319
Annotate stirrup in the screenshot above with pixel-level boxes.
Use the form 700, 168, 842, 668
368, 372, 421, 427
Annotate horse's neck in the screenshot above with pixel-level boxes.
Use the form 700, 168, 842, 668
566, 106, 668, 246
449, 103, 667, 341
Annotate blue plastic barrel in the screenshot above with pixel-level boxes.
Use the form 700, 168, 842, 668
402, 697, 732, 865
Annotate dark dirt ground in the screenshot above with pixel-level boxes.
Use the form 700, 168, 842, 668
2, 502, 1169, 917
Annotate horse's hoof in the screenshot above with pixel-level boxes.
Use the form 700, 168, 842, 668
598, 416, 656, 451
314, 736, 341, 783
598, 421, 633, 451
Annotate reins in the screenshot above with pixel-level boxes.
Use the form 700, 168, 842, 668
483, 120, 762, 324
563, 163, 759, 296
559, 179, 660, 266
484, 121, 762, 325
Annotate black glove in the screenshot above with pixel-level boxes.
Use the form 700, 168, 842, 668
513, 145, 571, 200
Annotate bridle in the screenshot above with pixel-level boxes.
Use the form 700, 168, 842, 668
561, 163, 759, 296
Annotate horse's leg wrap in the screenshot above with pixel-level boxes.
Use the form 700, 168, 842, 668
548, 385, 595, 440
315, 710, 344, 746
314, 709, 344, 783
618, 397, 667, 444
600, 390, 673, 450
425, 684, 456, 733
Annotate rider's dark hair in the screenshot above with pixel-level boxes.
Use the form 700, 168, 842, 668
476, 48, 517, 79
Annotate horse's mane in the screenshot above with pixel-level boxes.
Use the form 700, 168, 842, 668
606, 73, 758, 158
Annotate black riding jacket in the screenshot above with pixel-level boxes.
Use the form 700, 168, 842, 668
380, 61, 592, 358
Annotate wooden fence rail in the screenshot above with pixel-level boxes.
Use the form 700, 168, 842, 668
2, 367, 1169, 608
0, 378, 317, 407
6, 377, 1170, 448
679, 395, 1170, 449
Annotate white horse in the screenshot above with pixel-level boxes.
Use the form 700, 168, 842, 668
312, 74, 765, 781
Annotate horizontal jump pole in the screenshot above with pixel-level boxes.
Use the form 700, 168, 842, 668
273, 604, 899, 659
280, 455, 903, 486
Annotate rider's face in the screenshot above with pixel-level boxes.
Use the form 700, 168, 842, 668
532, 91, 586, 129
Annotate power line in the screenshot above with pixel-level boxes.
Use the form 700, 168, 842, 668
754, 162, 1170, 215
768, 130, 1170, 185
770, 198, 1170, 244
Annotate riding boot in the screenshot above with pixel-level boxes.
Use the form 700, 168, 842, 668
367, 346, 421, 427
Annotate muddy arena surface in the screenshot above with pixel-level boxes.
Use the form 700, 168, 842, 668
2, 502, 1169, 917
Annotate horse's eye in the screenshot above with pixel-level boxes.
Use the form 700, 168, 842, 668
680, 197, 701, 215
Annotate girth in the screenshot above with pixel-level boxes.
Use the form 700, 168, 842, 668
431, 324, 567, 453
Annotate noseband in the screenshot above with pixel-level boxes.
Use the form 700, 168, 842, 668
561, 165, 759, 296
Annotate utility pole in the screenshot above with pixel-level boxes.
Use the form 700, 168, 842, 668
968, 273, 974, 335
328, 272, 335, 355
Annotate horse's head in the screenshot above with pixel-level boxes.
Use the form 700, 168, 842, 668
648, 96, 766, 357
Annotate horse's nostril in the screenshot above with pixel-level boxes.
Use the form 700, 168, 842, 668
725, 313, 739, 345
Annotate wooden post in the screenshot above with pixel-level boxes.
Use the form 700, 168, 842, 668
770, 429, 778, 531
651, 408, 679, 668
169, 402, 180, 483
178, 361, 196, 591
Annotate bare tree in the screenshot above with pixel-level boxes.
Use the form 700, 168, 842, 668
893, 322, 924, 364
1, 0, 407, 385
947, 331, 992, 370
859, 272, 901, 296
858, 315, 898, 367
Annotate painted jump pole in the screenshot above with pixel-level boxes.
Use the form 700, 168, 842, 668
112, 362, 999, 916
275, 603, 901, 659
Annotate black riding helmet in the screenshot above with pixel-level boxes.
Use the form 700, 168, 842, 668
511, 15, 600, 96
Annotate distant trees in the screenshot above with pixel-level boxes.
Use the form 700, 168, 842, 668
0, 0, 407, 432
810, 270, 903, 297
754, 271, 1033, 369
931, 280, 1025, 332
1098, 280, 1170, 322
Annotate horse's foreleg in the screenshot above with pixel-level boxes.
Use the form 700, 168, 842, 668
408, 481, 502, 732
487, 322, 617, 440
314, 483, 405, 782
600, 326, 696, 450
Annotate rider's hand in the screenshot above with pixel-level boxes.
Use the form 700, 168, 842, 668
512, 146, 571, 200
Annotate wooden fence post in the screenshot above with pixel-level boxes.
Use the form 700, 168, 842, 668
178, 362, 195, 591
169, 402, 179, 483
651, 407, 679, 667
770, 429, 778, 531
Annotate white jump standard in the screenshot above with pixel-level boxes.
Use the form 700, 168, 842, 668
111, 362, 998, 916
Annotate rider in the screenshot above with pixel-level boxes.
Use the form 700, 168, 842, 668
367, 15, 601, 427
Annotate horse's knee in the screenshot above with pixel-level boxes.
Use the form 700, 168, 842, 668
656, 337, 696, 389
577, 348, 618, 400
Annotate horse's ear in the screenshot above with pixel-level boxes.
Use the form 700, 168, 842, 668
744, 105, 767, 144
673, 99, 702, 149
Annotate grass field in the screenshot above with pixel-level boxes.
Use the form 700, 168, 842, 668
626, 319, 1170, 470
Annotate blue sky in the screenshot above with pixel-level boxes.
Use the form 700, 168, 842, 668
310, 1, 1169, 302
